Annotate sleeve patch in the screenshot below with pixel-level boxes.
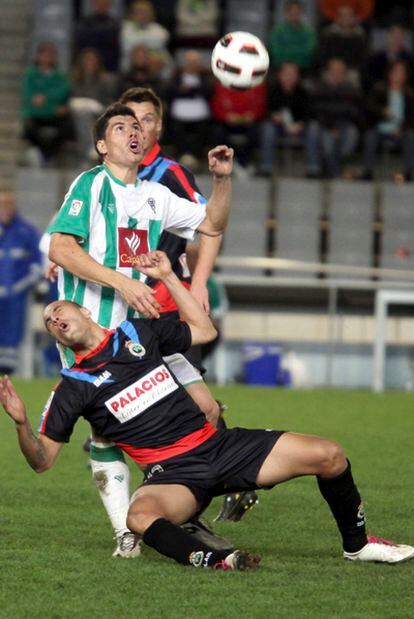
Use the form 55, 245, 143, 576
68, 200, 83, 216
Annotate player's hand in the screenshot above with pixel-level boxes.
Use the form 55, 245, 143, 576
45, 262, 58, 282
208, 145, 234, 178
190, 281, 210, 313
116, 276, 161, 318
134, 251, 173, 281
0, 376, 27, 425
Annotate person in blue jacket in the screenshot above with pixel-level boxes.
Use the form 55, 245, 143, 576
0, 191, 42, 374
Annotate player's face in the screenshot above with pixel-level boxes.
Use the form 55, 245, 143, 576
125, 101, 162, 155
97, 115, 144, 167
43, 301, 92, 348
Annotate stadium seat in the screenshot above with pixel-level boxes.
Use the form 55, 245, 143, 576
197, 175, 270, 275
380, 183, 414, 276
224, 0, 270, 41
29, 0, 73, 71
16, 168, 60, 234
274, 178, 321, 277
327, 181, 374, 278
81, 0, 124, 17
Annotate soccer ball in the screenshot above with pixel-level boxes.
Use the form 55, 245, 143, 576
211, 31, 269, 90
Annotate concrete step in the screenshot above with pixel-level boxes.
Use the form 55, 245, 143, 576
0, 120, 21, 135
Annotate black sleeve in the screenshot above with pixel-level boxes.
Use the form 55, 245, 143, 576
38, 380, 86, 443
160, 165, 203, 202
148, 315, 192, 356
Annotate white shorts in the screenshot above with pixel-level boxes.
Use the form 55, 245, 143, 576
163, 352, 203, 387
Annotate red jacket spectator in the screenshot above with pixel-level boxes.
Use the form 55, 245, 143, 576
319, 0, 374, 23
211, 82, 267, 122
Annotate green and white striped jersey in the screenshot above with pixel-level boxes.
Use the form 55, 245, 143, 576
48, 164, 206, 329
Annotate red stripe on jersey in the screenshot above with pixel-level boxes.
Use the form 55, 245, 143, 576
168, 164, 198, 202
74, 329, 114, 365
117, 422, 217, 465
139, 143, 161, 167
153, 280, 191, 313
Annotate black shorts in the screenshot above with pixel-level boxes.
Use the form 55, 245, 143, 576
142, 427, 285, 510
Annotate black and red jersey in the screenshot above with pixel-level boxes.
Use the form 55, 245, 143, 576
137, 144, 206, 313
38, 316, 216, 464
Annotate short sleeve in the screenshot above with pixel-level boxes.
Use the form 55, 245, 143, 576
156, 184, 206, 240
47, 170, 96, 241
147, 315, 192, 356
38, 381, 85, 443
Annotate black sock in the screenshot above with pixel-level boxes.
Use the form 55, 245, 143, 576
143, 518, 230, 567
317, 460, 368, 553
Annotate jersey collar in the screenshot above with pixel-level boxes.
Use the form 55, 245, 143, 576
139, 143, 161, 168
103, 163, 140, 188
74, 329, 114, 365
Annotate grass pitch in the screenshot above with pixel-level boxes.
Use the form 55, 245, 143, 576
1, 381, 414, 619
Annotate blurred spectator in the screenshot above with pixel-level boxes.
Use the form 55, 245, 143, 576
118, 45, 166, 96
174, 0, 219, 49
211, 81, 267, 174
360, 61, 414, 181
22, 43, 72, 166
373, 0, 412, 27
318, 4, 367, 78
166, 50, 212, 168
0, 192, 42, 375
365, 26, 413, 88
121, 0, 170, 71
319, 0, 374, 23
306, 58, 361, 178
69, 48, 118, 163
74, 0, 120, 72
257, 62, 310, 176
268, 0, 316, 71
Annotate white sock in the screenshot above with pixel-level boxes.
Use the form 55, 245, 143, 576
89, 441, 131, 537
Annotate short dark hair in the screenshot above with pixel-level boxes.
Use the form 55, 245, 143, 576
93, 103, 138, 158
119, 87, 163, 117
93, 102, 136, 146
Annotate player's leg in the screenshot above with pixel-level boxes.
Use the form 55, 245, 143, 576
166, 352, 259, 523
128, 484, 259, 570
256, 432, 414, 563
89, 434, 141, 558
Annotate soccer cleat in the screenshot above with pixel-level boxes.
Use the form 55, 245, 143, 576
82, 435, 92, 453
112, 531, 142, 558
344, 536, 414, 564
214, 550, 261, 571
214, 491, 259, 522
180, 518, 234, 552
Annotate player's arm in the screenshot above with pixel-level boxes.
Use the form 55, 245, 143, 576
0, 376, 63, 473
49, 233, 161, 318
187, 234, 223, 313
135, 252, 217, 345
196, 146, 233, 237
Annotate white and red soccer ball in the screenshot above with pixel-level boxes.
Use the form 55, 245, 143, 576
211, 31, 269, 90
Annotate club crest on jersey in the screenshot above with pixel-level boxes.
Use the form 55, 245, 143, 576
147, 197, 156, 213
125, 340, 146, 357
68, 199, 83, 216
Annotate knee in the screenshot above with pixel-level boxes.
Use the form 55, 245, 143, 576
318, 440, 346, 478
127, 499, 163, 536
